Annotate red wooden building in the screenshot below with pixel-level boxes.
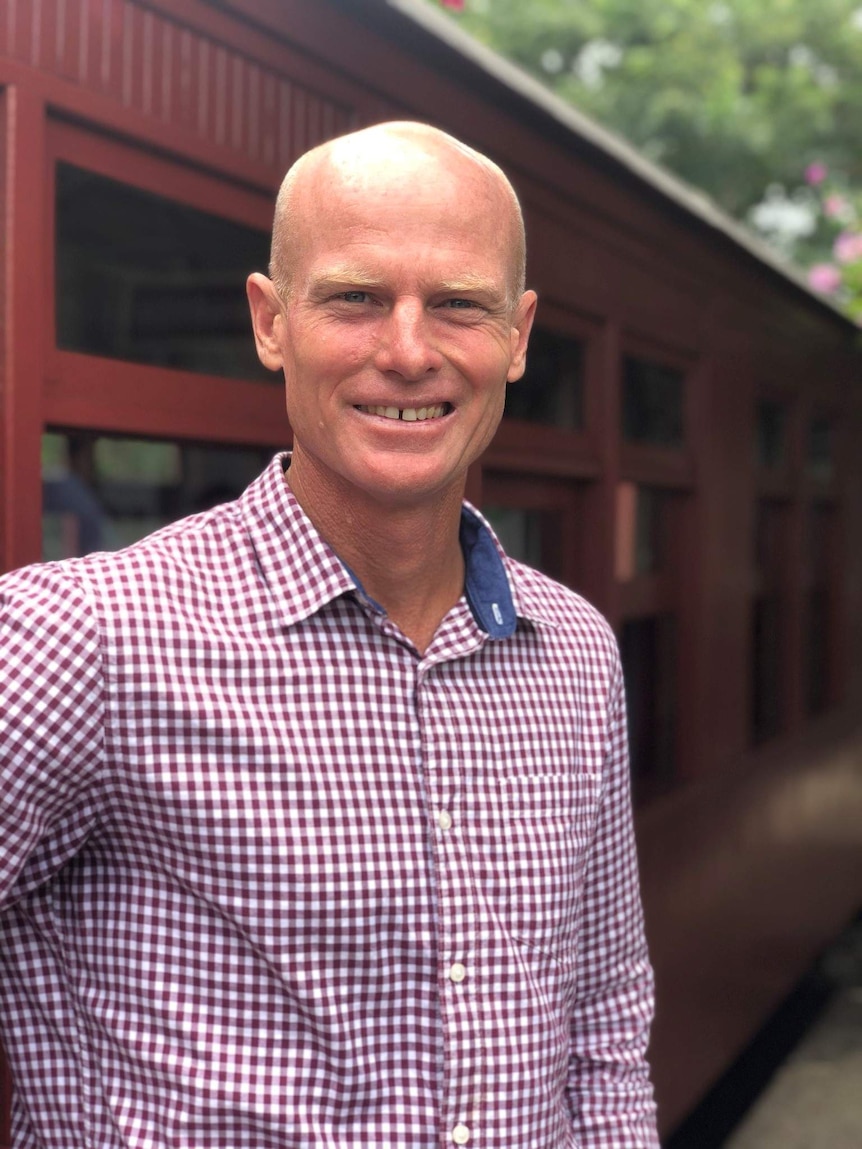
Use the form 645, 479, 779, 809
2, 0, 861, 1139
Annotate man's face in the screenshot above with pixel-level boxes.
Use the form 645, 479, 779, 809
253, 143, 536, 513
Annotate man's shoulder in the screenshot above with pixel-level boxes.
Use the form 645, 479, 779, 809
505, 556, 619, 657
0, 496, 253, 628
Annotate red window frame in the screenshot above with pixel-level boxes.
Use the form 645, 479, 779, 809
45, 118, 288, 449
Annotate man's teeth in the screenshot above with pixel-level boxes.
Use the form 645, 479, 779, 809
359, 404, 448, 421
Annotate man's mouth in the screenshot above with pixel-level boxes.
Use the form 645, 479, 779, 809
355, 403, 451, 422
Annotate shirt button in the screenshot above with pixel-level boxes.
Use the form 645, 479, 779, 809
438, 810, 453, 830
449, 962, 467, 983
452, 1123, 470, 1145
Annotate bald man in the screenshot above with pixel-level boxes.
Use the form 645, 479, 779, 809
0, 123, 659, 1147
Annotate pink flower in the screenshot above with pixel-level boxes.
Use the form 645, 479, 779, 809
439, 0, 465, 8
808, 263, 842, 294
805, 162, 828, 185
824, 194, 851, 220
833, 231, 862, 264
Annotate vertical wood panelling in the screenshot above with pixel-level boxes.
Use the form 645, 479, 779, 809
178, 26, 194, 133
0, 0, 353, 174
19, 0, 32, 67
277, 78, 291, 170
140, 6, 153, 116
260, 69, 276, 167
0, 85, 8, 577
77, 0, 92, 85
0, 86, 48, 572
120, 2, 133, 108
196, 34, 210, 137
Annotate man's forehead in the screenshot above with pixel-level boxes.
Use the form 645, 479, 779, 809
305, 128, 503, 204
294, 155, 510, 260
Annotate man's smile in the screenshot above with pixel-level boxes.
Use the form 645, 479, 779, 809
354, 403, 452, 421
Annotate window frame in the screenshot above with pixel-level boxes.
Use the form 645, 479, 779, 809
487, 301, 601, 480
45, 118, 287, 448
614, 334, 698, 798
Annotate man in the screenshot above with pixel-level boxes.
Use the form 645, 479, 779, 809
0, 122, 659, 1147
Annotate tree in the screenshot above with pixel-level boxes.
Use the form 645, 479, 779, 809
430, 0, 862, 224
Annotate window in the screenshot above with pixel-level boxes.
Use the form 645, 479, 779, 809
615, 483, 670, 581
44, 122, 284, 452
42, 431, 272, 560
751, 500, 788, 743
757, 399, 788, 470
481, 473, 584, 589
505, 326, 584, 429
807, 416, 834, 482
615, 479, 686, 797
481, 506, 546, 572
805, 503, 837, 714
620, 615, 677, 802
55, 163, 272, 383
622, 356, 685, 448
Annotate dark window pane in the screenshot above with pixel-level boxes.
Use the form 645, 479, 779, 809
620, 615, 677, 801
615, 483, 670, 581
754, 497, 783, 573
807, 417, 834, 481
482, 505, 564, 581
622, 356, 684, 447
809, 502, 833, 579
634, 486, 669, 576
806, 587, 831, 714
750, 500, 787, 744
42, 431, 273, 559
55, 163, 272, 382
751, 595, 784, 743
756, 399, 787, 469
805, 504, 835, 714
505, 326, 584, 429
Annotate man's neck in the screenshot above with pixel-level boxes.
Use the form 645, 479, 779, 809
285, 459, 466, 655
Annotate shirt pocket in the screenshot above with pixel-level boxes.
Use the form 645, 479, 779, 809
502, 771, 603, 963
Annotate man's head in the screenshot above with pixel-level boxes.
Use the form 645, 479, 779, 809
247, 120, 537, 514
269, 122, 528, 313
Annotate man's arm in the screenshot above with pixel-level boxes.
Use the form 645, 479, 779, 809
567, 655, 660, 1148
0, 566, 105, 909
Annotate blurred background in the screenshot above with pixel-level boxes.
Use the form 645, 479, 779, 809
1, 0, 861, 1143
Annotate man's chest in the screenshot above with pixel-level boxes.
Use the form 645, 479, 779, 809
94, 606, 606, 964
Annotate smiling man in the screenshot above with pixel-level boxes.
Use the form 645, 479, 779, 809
0, 123, 659, 1148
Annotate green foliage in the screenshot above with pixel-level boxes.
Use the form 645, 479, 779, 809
430, 0, 862, 220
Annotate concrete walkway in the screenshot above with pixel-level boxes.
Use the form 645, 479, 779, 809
722, 921, 862, 1149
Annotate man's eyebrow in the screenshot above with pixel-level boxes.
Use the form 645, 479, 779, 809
306, 268, 504, 298
307, 266, 384, 292
435, 276, 502, 296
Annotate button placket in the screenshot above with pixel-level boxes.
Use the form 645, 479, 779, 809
417, 659, 483, 1149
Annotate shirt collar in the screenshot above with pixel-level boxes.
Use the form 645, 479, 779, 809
240, 454, 558, 636
239, 455, 357, 630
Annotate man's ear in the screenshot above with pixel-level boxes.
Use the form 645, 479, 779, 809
247, 273, 286, 372
506, 290, 538, 383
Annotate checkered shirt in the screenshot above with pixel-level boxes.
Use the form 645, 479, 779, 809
0, 454, 658, 1148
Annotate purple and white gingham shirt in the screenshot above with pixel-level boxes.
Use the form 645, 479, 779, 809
0, 454, 658, 1148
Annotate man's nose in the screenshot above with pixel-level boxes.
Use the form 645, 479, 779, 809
374, 301, 443, 380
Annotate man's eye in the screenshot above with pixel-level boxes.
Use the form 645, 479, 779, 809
443, 298, 478, 310
339, 291, 370, 304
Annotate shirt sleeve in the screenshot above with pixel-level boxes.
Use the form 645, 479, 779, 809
0, 565, 105, 910
567, 653, 660, 1148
